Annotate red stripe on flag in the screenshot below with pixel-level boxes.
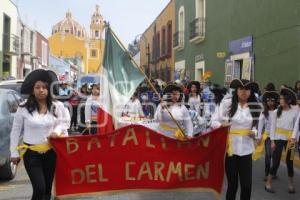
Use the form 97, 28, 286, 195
97, 108, 114, 135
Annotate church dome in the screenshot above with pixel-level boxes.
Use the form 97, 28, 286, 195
52, 10, 86, 39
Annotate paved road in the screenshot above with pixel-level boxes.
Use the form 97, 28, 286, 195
0, 158, 300, 200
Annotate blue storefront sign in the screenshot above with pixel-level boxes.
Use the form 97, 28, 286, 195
229, 36, 253, 54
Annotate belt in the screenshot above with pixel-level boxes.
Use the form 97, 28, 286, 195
275, 128, 295, 160
252, 131, 268, 161
159, 123, 186, 140
17, 143, 52, 159
228, 129, 252, 157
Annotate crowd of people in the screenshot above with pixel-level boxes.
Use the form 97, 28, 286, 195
8, 68, 300, 200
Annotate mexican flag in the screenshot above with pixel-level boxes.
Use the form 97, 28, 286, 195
98, 27, 145, 134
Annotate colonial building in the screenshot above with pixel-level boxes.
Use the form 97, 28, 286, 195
0, 0, 20, 79
17, 20, 37, 78
174, 0, 300, 87
35, 31, 49, 69
48, 5, 105, 74
140, 0, 175, 82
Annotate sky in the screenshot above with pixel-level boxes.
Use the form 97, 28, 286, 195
15, 0, 170, 45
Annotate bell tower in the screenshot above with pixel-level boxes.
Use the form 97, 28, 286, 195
90, 5, 104, 39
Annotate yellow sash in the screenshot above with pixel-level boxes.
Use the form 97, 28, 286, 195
228, 129, 252, 156
159, 123, 186, 140
276, 128, 295, 160
17, 143, 52, 159
252, 131, 268, 161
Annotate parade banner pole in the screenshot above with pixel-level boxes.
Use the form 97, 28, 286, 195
108, 25, 187, 139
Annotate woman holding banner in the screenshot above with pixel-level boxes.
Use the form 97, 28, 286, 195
264, 87, 299, 194
211, 79, 261, 200
10, 69, 70, 200
154, 84, 193, 139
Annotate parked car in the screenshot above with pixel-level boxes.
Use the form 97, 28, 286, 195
0, 79, 27, 99
0, 89, 22, 180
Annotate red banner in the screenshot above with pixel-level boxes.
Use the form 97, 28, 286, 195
50, 125, 228, 198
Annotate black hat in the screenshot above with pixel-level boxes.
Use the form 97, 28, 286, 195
163, 84, 182, 94
262, 91, 279, 103
187, 81, 200, 91
21, 69, 59, 95
229, 79, 259, 94
212, 87, 227, 96
280, 87, 297, 105
264, 83, 276, 91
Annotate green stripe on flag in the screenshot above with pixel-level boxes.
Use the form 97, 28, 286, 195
103, 27, 145, 97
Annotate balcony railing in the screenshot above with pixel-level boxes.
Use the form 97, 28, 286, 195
3, 33, 20, 56
173, 31, 184, 50
189, 17, 205, 43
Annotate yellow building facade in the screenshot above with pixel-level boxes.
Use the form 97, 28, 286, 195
48, 5, 105, 73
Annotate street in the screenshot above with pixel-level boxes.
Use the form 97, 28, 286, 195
1, 158, 300, 200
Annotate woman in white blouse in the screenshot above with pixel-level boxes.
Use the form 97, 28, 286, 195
122, 92, 145, 118
257, 90, 279, 181
155, 84, 193, 139
265, 87, 299, 194
10, 69, 70, 200
211, 79, 261, 200
186, 81, 202, 114
85, 83, 101, 135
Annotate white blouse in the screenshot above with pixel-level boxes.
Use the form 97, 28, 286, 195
270, 108, 299, 141
257, 110, 274, 138
154, 104, 193, 138
211, 99, 257, 156
122, 98, 144, 118
188, 94, 201, 113
10, 101, 70, 157
85, 95, 101, 123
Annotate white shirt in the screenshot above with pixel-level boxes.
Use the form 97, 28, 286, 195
188, 94, 201, 113
10, 101, 70, 157
292, 113, 300, 141
122, 98, 144, 118
154, 103, 193, 138
257, 111, 274, 138
211, 100, 257, 156
270, 108, 299, 141
85, 95, 101, 123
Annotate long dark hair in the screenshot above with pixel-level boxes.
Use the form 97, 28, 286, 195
262, 101, 278, 119
277, 94, 291, 118
20, 81, 56, 116
294, 80, 300, 91
229, 88, 261, 128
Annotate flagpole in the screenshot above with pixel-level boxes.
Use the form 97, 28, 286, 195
108, 26, 188, 140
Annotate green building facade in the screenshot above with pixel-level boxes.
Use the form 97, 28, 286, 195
174, 0, 300, 88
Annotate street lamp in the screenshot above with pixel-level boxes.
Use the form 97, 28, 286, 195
134, 34, 151, 79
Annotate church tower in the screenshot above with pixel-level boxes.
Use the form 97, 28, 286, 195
90, 5, 105, 39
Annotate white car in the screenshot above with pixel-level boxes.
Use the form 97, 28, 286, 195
0, 89, 22, 180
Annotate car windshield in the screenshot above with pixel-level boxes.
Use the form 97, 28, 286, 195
0, 84, 21, 94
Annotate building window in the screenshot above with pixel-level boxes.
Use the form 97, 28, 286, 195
161, 26, 166, 57
95, 30, 99, 38
65, 30, 69, 33
91, 49, 97, 58
178, 6, 185, 47
167, 21, 172, 57
152, 36, 155, 62
196, 0, 205, 19
157, 31, 160, 61
78, 31, 81, 37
